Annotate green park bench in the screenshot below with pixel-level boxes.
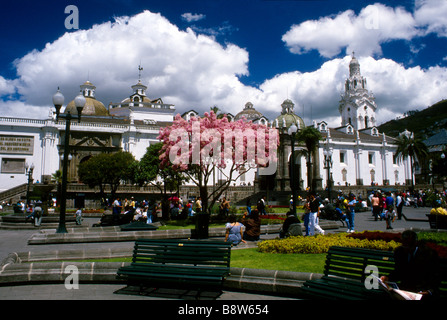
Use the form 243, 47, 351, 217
300, 245, 447, 300
116, 239, 232, 296
300, 246, 396, 300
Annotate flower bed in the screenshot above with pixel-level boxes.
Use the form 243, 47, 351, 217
257, 231, 447, 259
257, 233, 400, 254
347, 231, 402, 243
260, 214, 286, 225
259, 214, 286, 220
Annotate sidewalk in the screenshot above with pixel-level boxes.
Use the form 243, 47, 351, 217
0, 206, 434, 301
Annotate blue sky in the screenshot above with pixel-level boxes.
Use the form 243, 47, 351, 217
1, 0, 447, 127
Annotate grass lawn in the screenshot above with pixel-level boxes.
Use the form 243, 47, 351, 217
73, 248, 326, 274
230, 248, 326, 273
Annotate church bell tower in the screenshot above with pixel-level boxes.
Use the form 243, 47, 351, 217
339, 53, 377, 130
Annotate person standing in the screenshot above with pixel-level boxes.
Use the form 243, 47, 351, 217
371, 192, 381, 221
257, 196, 267, 215
396, 193, 404, 220
222, 197, 230, 217
346, 194, 357, 233
195, 196, 202, 213
308, 192, 321, 236
384, 192, 395, 229
246, 197, 251, 215
75, 207, 82, 225
112, 197, 122, 215
303, 195, 311, 236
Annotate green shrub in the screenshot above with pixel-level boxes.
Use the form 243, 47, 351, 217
418, 232, 447, 246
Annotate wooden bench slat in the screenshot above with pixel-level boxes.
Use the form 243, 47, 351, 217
116, 239, 232, 294
302, 245, 447, 300
300, 246, 395, 300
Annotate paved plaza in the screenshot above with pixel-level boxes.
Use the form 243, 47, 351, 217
0, 206, 435, 301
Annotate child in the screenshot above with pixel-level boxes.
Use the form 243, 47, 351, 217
75, 207, 82, 225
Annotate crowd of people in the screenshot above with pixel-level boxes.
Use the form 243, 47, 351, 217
109, 196, 159, 224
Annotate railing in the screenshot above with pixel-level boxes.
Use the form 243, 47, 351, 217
0, 117, 48, 125
0, 183, 27, 203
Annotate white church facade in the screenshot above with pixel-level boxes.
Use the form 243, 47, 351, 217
0, 56, 411, 200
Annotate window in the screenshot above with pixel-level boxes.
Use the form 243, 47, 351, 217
368, 153, 374, 164
340, 151, 346, 163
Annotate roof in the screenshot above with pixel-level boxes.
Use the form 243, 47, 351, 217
424, 129, 447, 152
321, 128, 398, 144
424, 129, 447, 147
64, 97, 109, 117
234, 102, 266, 122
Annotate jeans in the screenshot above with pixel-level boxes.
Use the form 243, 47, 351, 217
346, 210, 355, 231
308, 212, 317, 235
303, 213, 309, 236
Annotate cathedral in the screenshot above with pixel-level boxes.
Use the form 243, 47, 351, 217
0, 56, 411, 204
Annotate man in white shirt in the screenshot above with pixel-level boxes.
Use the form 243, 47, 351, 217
396, 193, 403, 220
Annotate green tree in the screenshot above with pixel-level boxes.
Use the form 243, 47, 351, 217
131, 142, 188, 219
78, 151, 136, 204
296, 126, 323, 192
395, 130, 429, 191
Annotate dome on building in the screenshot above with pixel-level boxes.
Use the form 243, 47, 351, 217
234, 102, 265, 122
274, 99, 305, 130
64, 81, 109, 116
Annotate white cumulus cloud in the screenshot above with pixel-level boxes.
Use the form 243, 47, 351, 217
6, 10, 251, 118
181, 12, 206, 23
282, 3, 419, 58
254, 56, 447, 127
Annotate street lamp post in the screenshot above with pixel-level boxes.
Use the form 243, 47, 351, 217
25, 163, 34, 205
53, 88, 85, 234
323, 147, 333, 203
288, 123, 298, 217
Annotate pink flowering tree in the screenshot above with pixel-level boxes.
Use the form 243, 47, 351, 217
158, 111, 279, 214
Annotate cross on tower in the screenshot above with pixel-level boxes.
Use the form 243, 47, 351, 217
138, 65, 143, 81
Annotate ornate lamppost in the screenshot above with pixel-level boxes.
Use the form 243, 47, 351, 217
323, 147, 333, 203
288, 123, 298, 217
25, 163, 34, 205
52, 88, 86, 233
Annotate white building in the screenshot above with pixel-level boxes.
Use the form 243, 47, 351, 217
0, 78, 173, 194
268, 55, 410, 194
